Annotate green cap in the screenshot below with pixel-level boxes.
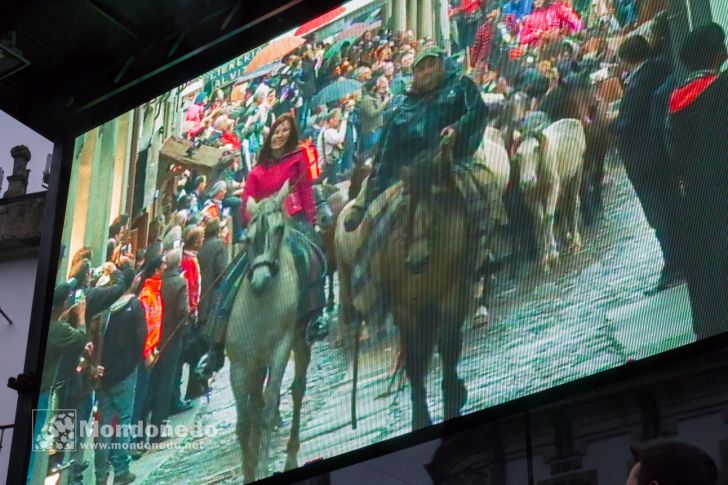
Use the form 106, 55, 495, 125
414, 45, 445, 67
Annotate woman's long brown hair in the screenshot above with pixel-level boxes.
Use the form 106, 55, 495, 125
257, 112, 301, 166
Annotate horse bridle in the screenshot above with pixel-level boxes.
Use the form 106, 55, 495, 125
247, 205, 283, 279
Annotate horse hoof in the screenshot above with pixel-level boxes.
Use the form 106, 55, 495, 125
456, 379, 468, 410
473, 306, 491, 328
413, 417, 433, 430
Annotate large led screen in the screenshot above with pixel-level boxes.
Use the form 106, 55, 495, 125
27, 0, 728, 483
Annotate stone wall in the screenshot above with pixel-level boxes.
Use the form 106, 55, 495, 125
0, 192, 45, 262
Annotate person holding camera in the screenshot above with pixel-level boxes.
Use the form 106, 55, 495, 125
92, 265, 143, 485
28, 283, 88, 484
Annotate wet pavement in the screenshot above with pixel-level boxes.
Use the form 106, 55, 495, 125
121, 158, 693, 483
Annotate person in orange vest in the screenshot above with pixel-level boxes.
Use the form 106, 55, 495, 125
130, 256, 166, 453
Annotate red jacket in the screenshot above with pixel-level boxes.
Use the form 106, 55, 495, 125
221, 131, 241, 149
139, 276, 163, 358
241, 147, 317, 225
470, 20, 494, 68
181, 251, 201, 315
454, 0, 482, 15
519, 3, 582, 45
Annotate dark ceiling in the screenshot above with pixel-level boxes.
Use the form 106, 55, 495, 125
1, 0, 344, 140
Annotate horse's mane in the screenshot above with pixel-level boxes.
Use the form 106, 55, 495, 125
403, 136, 455, 197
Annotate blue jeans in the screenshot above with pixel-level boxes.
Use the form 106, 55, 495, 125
132, 364, 150, 434
62, 389, 94, 484
95, 370, 137, 480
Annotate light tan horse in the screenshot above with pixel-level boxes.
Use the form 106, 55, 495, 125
226, 182, 311, 482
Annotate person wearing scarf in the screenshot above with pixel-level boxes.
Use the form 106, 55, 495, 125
666, 24, 728, 340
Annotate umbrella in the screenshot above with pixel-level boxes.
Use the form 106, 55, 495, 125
295, 6, 347, 36
323, 39, 352, 61
314, 20, 349, 42
312, 79, 363, 106
335, 21, 382, 42
244, 36, 304, 73
237, 62, 284, 83
365, 8, 382, 23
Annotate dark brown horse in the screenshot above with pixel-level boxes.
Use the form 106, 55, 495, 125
313, 163, 373, 313
538, 77, 615, 225
581, 98, 614, 225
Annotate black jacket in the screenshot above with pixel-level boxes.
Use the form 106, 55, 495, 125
300, 59, 318, 98
98, 295, 146, 390
53, 268, 133, 393
160, 268, 189, 345
648, 73, 679, 175
40, 320, 87, 392
613, 59, 671, 162
668, 72, 728, 236
369, 69, 488, 198
198, 236, 228, 320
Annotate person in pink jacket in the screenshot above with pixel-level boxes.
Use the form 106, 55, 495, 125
519, 0, 583, 46
239, 112, 329, 343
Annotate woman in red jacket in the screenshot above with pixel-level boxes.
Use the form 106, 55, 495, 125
518, 0, 582, 46
241, 113, 317, 226
240, 112, 328, 342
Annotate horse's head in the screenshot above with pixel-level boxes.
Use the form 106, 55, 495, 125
400, 134, 457, 275
515, 134, 545, 190
245, 181, 290, 293
515, 112, 550, 190
500, 91, 530, 148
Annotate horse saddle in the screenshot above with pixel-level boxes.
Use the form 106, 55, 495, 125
203, 250, 249, 343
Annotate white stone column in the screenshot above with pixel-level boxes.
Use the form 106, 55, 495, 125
435, 0, 451, 51
383, 0, 393, 31
418, 0, 434, 40
407, 0, 418, 36
86, 118, 117, 265
392, 0, 407, 33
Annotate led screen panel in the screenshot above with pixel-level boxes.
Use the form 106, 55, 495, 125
26, 0, 728, 483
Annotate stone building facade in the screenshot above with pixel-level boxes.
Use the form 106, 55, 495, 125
381, 0, 450, 45
57, 91, 181, 280
0, 146, 45, 484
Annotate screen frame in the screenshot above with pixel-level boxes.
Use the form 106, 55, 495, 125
9, 1, 728, 483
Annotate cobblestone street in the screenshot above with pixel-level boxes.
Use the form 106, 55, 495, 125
121, 159, 694, 484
